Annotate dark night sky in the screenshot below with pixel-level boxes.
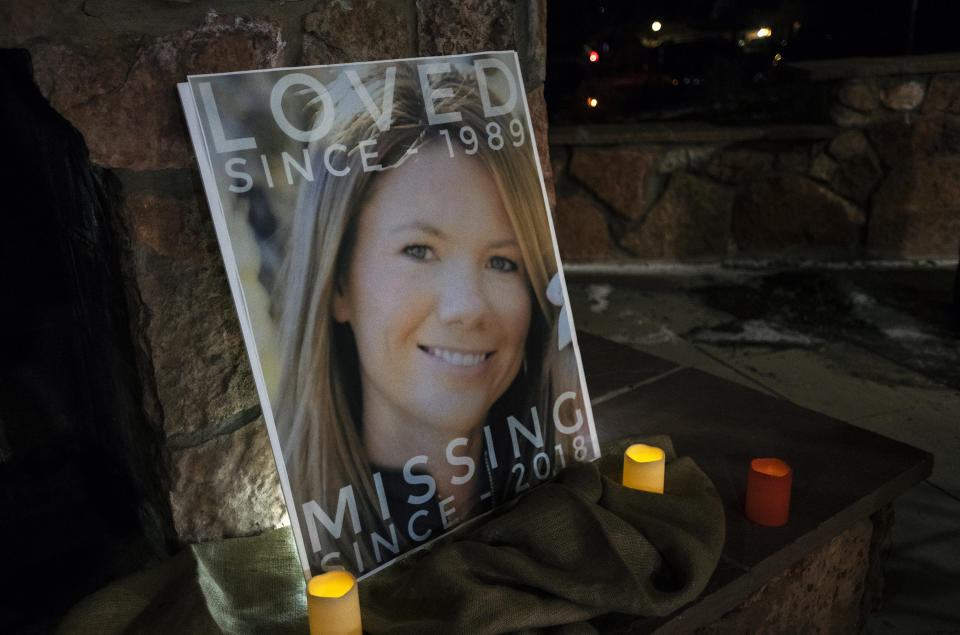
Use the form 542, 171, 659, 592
546, 0, 960, 123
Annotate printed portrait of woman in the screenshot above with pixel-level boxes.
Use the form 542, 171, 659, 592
260, 56, 596, 577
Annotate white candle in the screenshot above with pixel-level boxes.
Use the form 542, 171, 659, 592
622, 443, 665, 494
307, 570, 362, 635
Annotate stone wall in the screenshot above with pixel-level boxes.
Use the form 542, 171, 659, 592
1, 0, 550, 545
552, 54, 960, 263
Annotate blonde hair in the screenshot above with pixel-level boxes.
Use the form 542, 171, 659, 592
273, 61, 581, 571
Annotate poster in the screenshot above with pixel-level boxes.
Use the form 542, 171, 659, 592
179, 51, 599, 579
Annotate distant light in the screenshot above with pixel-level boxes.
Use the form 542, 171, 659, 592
757, 27, 772, 38
738, 39, 746, 47
671, 78, 679, 86
589, 50, 600, 63
774, 53, 782, 61
588, 97, 599, 108
651, 20, 662, 32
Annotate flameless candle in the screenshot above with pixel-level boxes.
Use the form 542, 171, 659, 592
307, 571, 362, 635
622, 443, 665, 493
745, 458, 792, 527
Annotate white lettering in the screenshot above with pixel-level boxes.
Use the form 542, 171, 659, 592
439, 496, 456, 529
358, 138, 382, 172
346, 66, 396, 132
484, 425, 499, 469
474, 58, 518, 118
225, 158, 253, 193
372, 471, 391, 521
446, 437, 476, 485
403, 455, 436, 505
371, 523, 399, 562
407, 509, 432, 542
418, 62, 463, 125
270, 73, 334, 142
301, 485, 361, 553
553, 391, 584, 435
323, 143, 350, 177
320, 552, 342, 570
282, 148, 313, 185
260, 154, 274, 188
198, 82, 257, 153
508, 407, 544, 459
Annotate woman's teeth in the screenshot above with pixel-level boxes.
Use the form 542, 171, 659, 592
423, 347, 488, 367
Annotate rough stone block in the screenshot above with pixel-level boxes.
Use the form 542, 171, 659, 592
515, 0, 547, 88
122, 189, 258, 437
569, 147, 658, 219
31, 13, 284, 170
553, 191, 613, 262
837, 79, 881, 113
706, 148, 775, 185
829, 130, 873, 162
869, 156, 960, 258
695, 518, 872, 634
774, 147, 810, 174
170, 417, 287, 542
867, 114, 960, 168
526, 84, 555, 209
658, 148, 689, 174
732, 174, 866, 252
922, 73, 960, 114
302, 0, 415, 65
881, 79, 926, 112
865, 119, 913, 168
0, 0, 62, 45
825, 131, 883, 204
809, 152, 839, 183
911, 113, 960, 155
621, 172, 733, 260
830, 102, 876, 127
416, 0, 516, 57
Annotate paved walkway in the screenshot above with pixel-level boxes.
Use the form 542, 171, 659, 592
566, 263, 960, 634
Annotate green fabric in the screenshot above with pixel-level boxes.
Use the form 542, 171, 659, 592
58, 436, 724, 634
56, 550, 196, 635
55, 547, 221, 635
193, 528, 309, 635
359, 436, 725, 634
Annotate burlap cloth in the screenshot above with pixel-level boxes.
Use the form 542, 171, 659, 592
57, 436, 724, 634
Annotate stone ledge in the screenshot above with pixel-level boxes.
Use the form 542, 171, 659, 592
788, 52, 960, 81
550, 123, 838, 146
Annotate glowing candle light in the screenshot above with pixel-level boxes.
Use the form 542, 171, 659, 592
622, 444, 665, 494
587, 97, 599, 108
307, 571, 362, 635
745, 458, 792, 527
757, 27, 772, 38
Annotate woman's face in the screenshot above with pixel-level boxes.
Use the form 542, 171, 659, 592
334, 142, 532, 438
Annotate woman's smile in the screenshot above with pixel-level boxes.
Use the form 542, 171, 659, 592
418, 345, 494, 369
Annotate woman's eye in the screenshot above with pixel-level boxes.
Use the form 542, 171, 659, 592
402, 244, 434, 260
488, 256, 519, 272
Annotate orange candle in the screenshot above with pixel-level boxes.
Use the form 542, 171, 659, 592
307, 570, 362, 635
745, 458, 792, 527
